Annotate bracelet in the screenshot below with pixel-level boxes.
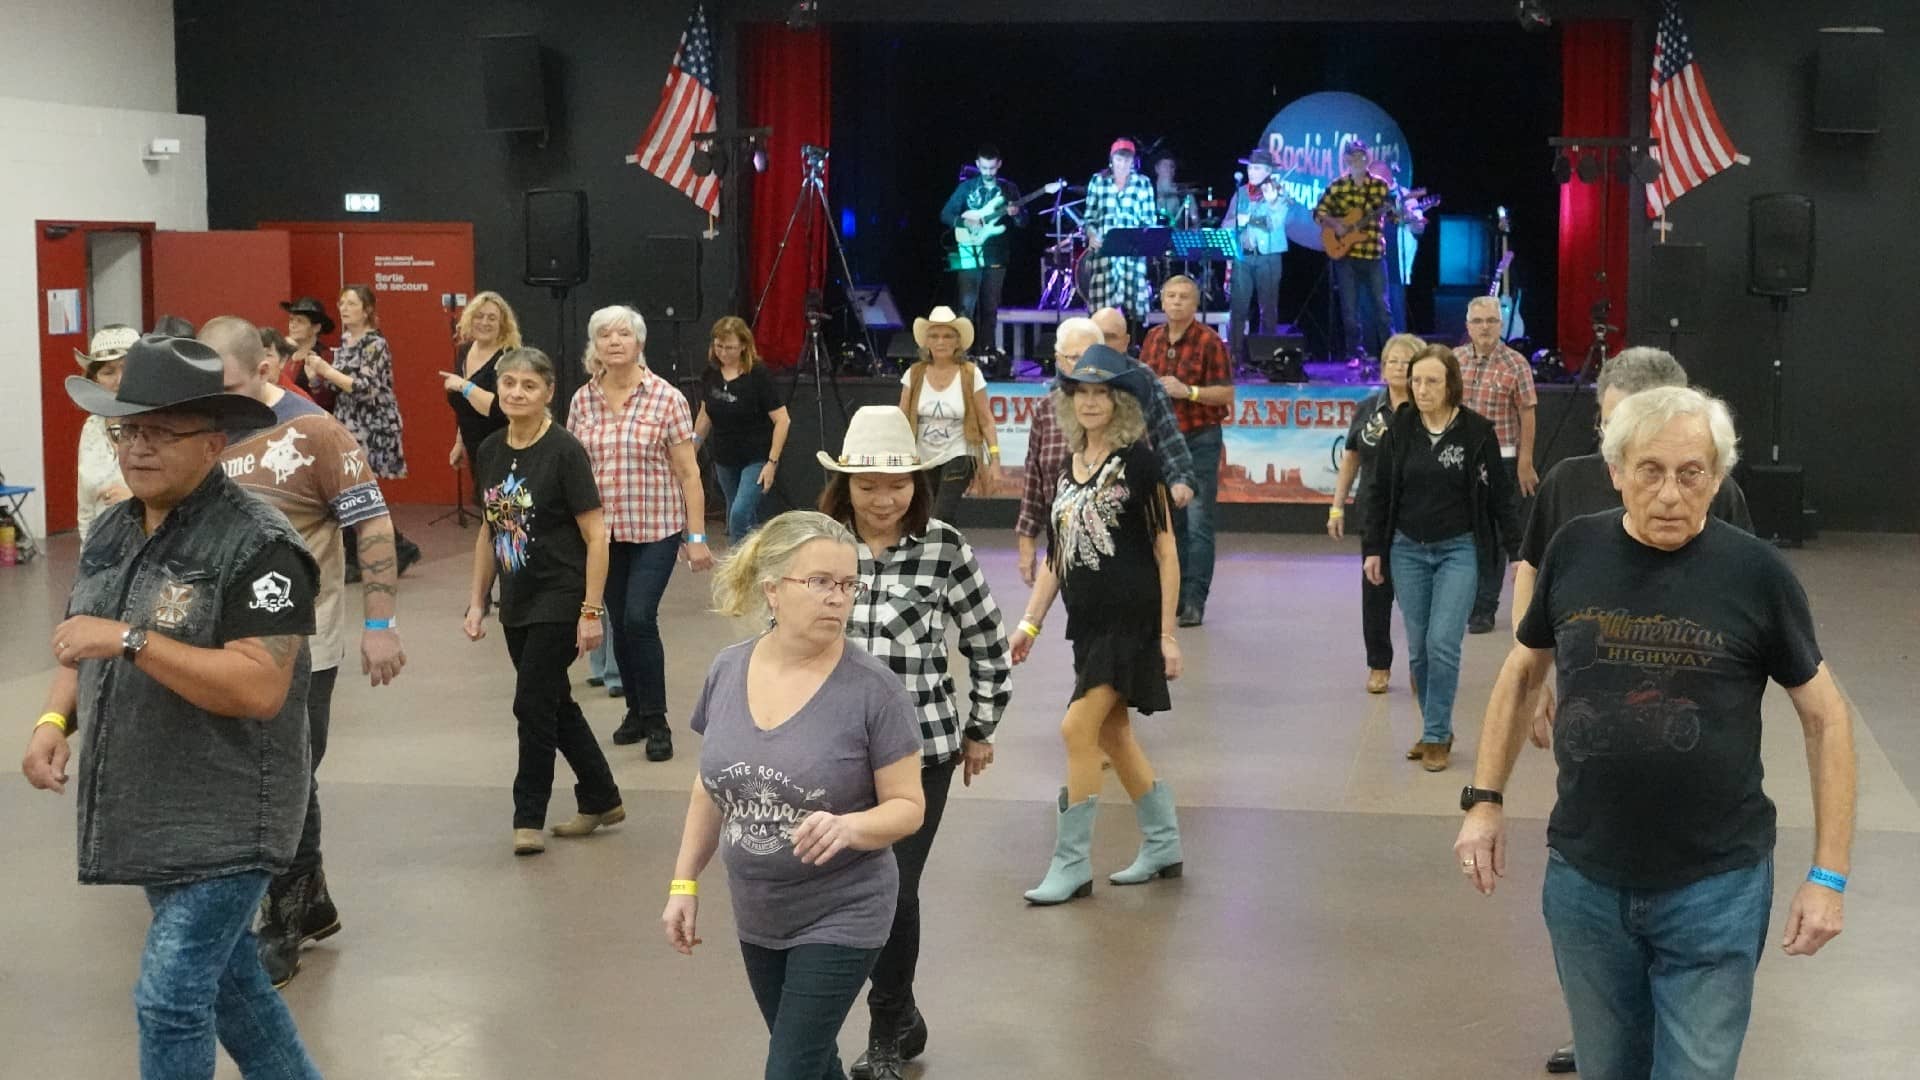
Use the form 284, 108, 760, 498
1328, 508, 1345, 518
364, 618, 397, 631
1161, 632, 1178, 641
36, 712, 70, 734
460, 382, 475, 400
669, 879, 699, 897
1807, 867, 1848, 894
988, 446, 1001, 456
1017, 619, 1042, 638
579, 606, 603, 621
1187, 386, 1200, 402
767, 457, 779, 465
684, 532, 707, 545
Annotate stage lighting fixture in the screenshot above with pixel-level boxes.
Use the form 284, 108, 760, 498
752, 148, 769, 173
690, 145, 714, 178
1630, 147, 1662, 184
1515, 0, 1553, 31
786, 0, 818, 30
1552, 151, 1573, 185
1575, 149, 1603, 183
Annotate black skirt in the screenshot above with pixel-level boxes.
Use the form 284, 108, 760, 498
1069, 625, 1172, 715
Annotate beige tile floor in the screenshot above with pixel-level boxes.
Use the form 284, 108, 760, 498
3, 511, 1916, 1078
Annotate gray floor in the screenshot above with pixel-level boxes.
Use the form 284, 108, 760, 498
3, 510, 1916, 1079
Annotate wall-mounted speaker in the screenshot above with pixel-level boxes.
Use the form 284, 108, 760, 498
480, 34, 547, 133
524, 189, 589, 288
1813, 27, 1882, 135
1747, 194, 1813, 299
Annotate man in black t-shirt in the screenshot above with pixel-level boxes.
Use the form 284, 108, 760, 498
1453, 386, 1855, 1080
939, 145, 1060, 358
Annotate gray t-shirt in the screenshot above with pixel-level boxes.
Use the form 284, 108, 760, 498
690, 637, 924, 950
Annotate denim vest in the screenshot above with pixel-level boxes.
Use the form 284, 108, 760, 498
68, 469, 316, 886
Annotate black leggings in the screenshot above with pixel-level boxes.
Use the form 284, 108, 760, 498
502, 622, 621, 829
1362, 569, 1396, 671
864, 757, 957, 1028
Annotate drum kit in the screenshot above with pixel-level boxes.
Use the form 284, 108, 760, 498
1032, 182, 1233, 311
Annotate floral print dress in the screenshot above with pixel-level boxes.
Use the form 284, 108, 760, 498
330, 330, 407, 479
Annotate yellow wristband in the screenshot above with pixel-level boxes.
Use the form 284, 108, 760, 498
1328, 508, 1345, 518
36, 712, 70, 734
669, 879, 698, 897
1018, 619, 1042, 638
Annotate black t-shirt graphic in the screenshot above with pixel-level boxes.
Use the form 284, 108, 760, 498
699, 364, 779, 467
1517, 511, 1823, 890
1519, 452, 1755, 568
474, 425, 602, 627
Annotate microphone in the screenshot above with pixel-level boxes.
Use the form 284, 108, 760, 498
1233, 170, 1245, 185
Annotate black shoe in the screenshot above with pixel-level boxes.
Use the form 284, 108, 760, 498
256, 868, 339, 990
396, 536, 423, 577
586, 676, 605, 688
343, 563, 362, 584
1177, 605, 1203, 628
611, 711, 647, 746
1467, 613, 1496, 635
607, 684, 624, 698
849, 1033, 905, 1080
1546, 1041, 1576, 1073
645, 718, 674, 762
898, 1007, 928, 1061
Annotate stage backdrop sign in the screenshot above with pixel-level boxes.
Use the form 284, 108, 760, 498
1251, 92, 1412, 253
979, 382, 1378, 505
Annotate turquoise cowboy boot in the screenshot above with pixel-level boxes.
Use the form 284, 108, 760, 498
1024, 789, 1097, 905
1110, 780, 1184, 885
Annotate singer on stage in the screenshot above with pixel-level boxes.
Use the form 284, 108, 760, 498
1082, 138, 1158, 330
1220, 148, 1292, 367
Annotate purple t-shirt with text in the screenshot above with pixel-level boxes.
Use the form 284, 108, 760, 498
691, 637, 923, 949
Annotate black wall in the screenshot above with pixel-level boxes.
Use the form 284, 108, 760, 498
178, 0, 1916, 531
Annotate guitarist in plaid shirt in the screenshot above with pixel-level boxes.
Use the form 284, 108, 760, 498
1313, 140, 1394, 361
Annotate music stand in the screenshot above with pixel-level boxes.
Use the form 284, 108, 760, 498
1169, 228, 1241, 261
1098, 227, 1174, 258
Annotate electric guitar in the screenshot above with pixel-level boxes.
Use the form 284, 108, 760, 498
1494, 206, 1527, 340
953, 180, 1068, 247
1321, 188, 1437, 260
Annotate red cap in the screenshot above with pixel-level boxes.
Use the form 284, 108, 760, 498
1109, 138, 1137, 156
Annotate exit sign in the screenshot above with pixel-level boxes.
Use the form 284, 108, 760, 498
344, 193, 382, 213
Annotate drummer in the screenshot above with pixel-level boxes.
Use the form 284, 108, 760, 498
1152, 154, 1196, 228
1220, 148, 1292, 367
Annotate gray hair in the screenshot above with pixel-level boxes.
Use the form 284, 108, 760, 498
1601, 385, 1739, 478
710, 510, 856, 621
582, 304, 648, 376
1597, 347, 1688, 398
1466, 295, 1501, 315
1054, 317, 1100, 353
1057, 384, 1148, 453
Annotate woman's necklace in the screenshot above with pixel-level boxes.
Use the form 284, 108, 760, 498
507, 417, 550, 468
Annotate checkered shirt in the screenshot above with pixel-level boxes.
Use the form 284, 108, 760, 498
1084, 169, 1159, 316
846, 520, 1012, 765
1453, 342, 1538, 453
1015, 383, 1195, 539
1313, 176, 1391, 261
1141, 321, 1233, 432
566, 370, 695, 543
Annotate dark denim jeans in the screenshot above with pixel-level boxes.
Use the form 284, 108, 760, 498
1389, 531, 1477, 743
290, 666, 338, 876
606, 538, 680, 722
928, 455, 975, 526
1170, 425, 1223, 613
1333, 256, 1390, 358
137, 871, 322, 1079
866, 758, 957, 1028
714, 460, 769, 544
1474, 457, 1524, 621
504, 622, 622, 829
1361, 569, 1396, 671
1227, 253, 1285, 365
1544, 850, 1773, 1080
740, 941, 882, 1080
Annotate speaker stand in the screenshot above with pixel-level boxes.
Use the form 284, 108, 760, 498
429, 463, 475, 529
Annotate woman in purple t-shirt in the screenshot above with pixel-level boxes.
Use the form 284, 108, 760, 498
662, 510, 925, 1080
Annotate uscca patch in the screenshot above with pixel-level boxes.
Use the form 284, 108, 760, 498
249, 571, 294, 613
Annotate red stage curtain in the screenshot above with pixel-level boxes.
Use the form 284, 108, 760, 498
743, 23, 831, 368
1558, 20, 1632, 364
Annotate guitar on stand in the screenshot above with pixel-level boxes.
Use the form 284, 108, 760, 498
1493, 206, 1527, 342
950, 179, 1068, 271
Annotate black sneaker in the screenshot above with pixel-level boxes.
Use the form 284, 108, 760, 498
849, 1036, 904, 1080
586, 676, 605, 688
1467, 613, 1496, 635
645, 719, 674, 762
1176, 605, 1203, 628
396, 536, 423, 577
611, 711, 647, 746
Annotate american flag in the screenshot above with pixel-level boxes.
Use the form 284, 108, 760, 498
634, 5, 720, 216
1647, 0, 1742, 217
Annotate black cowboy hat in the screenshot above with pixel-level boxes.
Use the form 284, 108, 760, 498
279, 296, 336, 335
66, 334, 277, 431
1238, 149, 1280, 169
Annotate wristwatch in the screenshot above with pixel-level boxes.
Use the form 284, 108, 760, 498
1460, 786, 1503, 811
121, 626, 150, 663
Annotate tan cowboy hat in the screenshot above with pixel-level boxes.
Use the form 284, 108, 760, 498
911, 306, 974, 353
817, 406, 931, 474
73, 324, 141, 371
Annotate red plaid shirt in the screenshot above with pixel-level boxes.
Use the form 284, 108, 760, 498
566, 369, 695, 543
1141, 320, 1233, 432
1454, 342, 1538, 454
1015, 397, 1070, 539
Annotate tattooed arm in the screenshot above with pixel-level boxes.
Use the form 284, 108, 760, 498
123, 631, 306, 720
354, 514, 406, 686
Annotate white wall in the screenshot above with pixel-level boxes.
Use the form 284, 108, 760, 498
89, 231, 147, 329
0, 0, 176, 111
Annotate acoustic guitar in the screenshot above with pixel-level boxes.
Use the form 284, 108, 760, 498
1320, 187, 1435, 260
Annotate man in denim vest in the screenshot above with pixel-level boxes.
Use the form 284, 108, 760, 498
22, 335, 324, 1078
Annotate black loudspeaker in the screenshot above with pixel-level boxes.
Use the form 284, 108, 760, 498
635, 236, 700, 322
1647, 243, 1706, 334
884, 330, 920, 361
524, 189, 589, 287
1747, 195, 1813, 298
480, 34, 546, 133
1814, 27, 1883, 134
1738, 463, 1812, 546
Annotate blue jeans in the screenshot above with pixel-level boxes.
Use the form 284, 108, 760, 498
1544, 850, 1772, 1080
1333, 256, 1390, 358
588, 623, 622, 694
1171, 425, 1223, 613
137, 872, 322, 1079
1389, 531, 1476, 743
714, 460, 768, 544
606, 538, 679, 722
740, 941, 882, 1080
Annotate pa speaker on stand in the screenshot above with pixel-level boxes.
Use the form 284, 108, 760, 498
523, 188, 590, 398
1744, 193, 1815, 546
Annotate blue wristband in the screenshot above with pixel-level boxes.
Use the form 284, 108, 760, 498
460, 382, 475, 400
683, 532, 707, 545
1807, 867, 1847, 894
364, 618, 397, 631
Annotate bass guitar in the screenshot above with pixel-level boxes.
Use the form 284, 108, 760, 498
954, 180, 1068, 248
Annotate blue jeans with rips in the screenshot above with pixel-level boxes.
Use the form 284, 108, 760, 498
1543, 849, 1772, 1080
137, 871, 322, 1079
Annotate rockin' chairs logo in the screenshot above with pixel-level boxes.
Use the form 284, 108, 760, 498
1252, 91, 1413, 252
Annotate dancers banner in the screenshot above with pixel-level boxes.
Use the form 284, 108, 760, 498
979, 382, 1378, 505
1250, 91, 1413, 253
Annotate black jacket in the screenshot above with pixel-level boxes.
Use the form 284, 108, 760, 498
1362, 403, 1522, 567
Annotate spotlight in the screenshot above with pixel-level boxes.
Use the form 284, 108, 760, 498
1515, 0, 1553, 31
786, 0, 818, 30
752, 148, 769, 174
690, 145, 714, 178
1551, 151, 1573, 185
1629, 147, 1662, 184
1575, 150, 1603, 184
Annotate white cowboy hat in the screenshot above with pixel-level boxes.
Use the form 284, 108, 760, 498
911, 306, 975, 353
73, 324, 141, 371
817, 405, 931, 474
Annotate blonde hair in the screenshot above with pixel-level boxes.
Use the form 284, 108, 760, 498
1057, 384, 1148, 452
1381, 333, 1425, 365
710, 511, 856, 620
582, 304, 648, 377
457, 291, 524, 349
708, 315, 760, 372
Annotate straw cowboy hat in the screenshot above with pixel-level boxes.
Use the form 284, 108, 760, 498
66, 334, 277, 431
912, 306, 974, 353
73, 325, 141, 371
817, 405, 931, 474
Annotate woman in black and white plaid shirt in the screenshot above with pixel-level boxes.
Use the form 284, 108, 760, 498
815, 405, 1012, 1080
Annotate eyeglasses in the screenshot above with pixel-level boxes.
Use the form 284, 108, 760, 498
106, 422, 217, 447
1466, 317, 1502, 326
780, 575, 870, 601
1631, 463, 1712, 492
